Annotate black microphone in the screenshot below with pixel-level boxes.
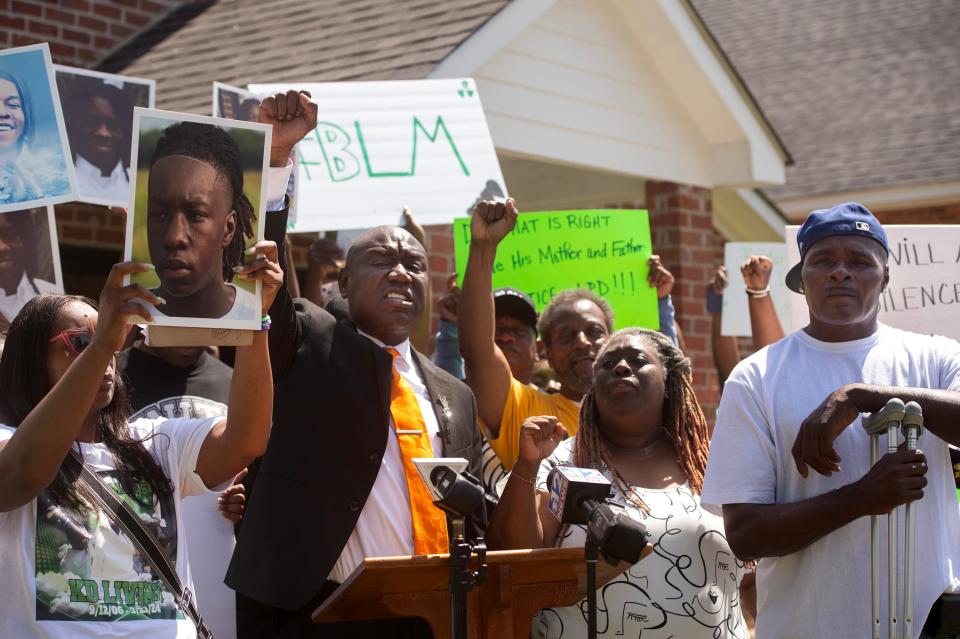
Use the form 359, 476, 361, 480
546, 465, 649, 564
430, 466, 497, 517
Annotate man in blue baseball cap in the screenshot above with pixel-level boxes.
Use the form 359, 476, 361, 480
701, 202, 960, 637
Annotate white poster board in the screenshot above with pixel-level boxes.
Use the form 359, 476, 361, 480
787, 225, 960, 340
248, 78, 507, 231
721, 242, 791, 337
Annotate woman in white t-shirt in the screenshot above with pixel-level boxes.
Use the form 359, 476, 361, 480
488, 328, 750, 639
0, 250, 281, 638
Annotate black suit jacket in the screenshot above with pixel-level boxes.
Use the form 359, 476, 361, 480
226, 211, 484, 611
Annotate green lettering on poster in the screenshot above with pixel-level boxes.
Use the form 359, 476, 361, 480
453, 210, 659, 330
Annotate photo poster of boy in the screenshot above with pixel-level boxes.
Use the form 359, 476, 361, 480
123, 107, 271, 330
0, 205, 64, 332
34, 469, 180, 622
212, 81, 299, 227
0, 43, 78, 213
54, 65, 156, 208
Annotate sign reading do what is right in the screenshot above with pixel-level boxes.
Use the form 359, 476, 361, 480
453, 210, 660, 330
787, 225, 960, 340
249, 78, 506, 232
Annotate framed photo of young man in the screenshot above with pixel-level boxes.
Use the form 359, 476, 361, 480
54, 65, 156, 208
123, 108, 271, 330
0, 43, 78, 213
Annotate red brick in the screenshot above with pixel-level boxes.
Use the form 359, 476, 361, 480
60, 224, 93, 242
64, 0, 91, 10
93, 3, 121, 19
77, 47, 97, 61
123, 8, 149, 26
140, 0, 168, 12
44, 7, 76, 24
62, 27, 90, 44
428, 254, 449, 273
77, 15, 107, 31
0, 14, 25, 29
94, 34, 112, 48
48, 41, 76, 59
95, 228, 124, 245
109, 22, 133, 37
11, 33, 40, 46
11, 0, 42, 17
428, 231, 453, 255
26, 19, 59, 37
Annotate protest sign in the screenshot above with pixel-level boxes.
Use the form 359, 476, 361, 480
721, 242, 791, 336
787, 225, 960, 340
249, 78, 506, 231
453, 210, 659, 330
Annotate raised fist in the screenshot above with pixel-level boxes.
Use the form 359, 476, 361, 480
741, 255, 774, 291
470, 198, 518, 247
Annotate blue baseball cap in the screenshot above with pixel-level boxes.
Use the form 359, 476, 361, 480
785, 202, 888, 293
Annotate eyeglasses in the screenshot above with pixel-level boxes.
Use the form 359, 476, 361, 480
49, 328, 94, 356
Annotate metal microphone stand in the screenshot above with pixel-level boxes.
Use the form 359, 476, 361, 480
447, 518, 486, 639
585, 535, 599, 639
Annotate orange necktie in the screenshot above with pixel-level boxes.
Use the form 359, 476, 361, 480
385, 347, 449, 555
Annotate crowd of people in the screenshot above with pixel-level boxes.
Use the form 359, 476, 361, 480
0, 88, 958, 639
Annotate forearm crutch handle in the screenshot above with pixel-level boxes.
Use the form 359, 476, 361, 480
901, 401, 924, 639
862, 398, 905, 639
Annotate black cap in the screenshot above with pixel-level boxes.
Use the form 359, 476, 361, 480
493, 287, 538, 331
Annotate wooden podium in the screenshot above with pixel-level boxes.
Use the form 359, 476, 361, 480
312, 547, 589, 639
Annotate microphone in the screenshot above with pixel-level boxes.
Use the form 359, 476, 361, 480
546, 465, 649, 564
430, 466, 497, 517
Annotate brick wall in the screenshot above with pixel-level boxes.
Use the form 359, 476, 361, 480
645, 181, 725, 421
2, 0, 185, 67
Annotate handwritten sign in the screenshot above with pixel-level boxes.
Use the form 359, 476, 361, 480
787, 225, 960, 340
453, 210, 659, 330
248, 79, 507, 231
721, 242, 791, 336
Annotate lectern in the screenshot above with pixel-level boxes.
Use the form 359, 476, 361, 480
312, 547, 589, 639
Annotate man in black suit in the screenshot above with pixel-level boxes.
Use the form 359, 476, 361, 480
226, 90, 484, 638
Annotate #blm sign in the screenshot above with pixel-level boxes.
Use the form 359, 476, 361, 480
249, 78, 506, 232
787, 225, 960, 340
453, 210, 659, 330
721, 242, 791, 337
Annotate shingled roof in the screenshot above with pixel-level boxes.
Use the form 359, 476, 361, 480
101, 0, 509, 115
691, 0, 960, 202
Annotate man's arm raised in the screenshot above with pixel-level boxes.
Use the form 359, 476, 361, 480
458, 199, 518, 437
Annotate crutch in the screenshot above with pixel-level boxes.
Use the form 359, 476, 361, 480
901, 401, 924, 639
863, 398, 905, 639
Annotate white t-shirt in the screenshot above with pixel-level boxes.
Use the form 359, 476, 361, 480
531, 439, 749, 639
150, 283, 261, 323
701, 324, 960, 639
0, 416, 222, 638
0, 272, 60, 323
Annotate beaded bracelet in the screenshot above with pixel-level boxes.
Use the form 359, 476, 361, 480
745, 286, 771, 299
260, 314, 272, 331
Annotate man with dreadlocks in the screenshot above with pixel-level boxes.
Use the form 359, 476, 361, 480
145, 121, 259, 321
487, 327, 750, 638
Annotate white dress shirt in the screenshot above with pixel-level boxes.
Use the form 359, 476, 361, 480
0, 272, 59, 323
75, 155, 129, 205
328, 332, 444, 583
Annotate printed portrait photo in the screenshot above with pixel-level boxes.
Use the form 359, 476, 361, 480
0, 205, 65, 332
0, 44, 78, 213
124, 108, 271, 330
213, 82, 299, 227
55, 65, 155, 208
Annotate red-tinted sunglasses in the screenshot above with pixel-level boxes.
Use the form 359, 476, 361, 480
49, 328, 94, 356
